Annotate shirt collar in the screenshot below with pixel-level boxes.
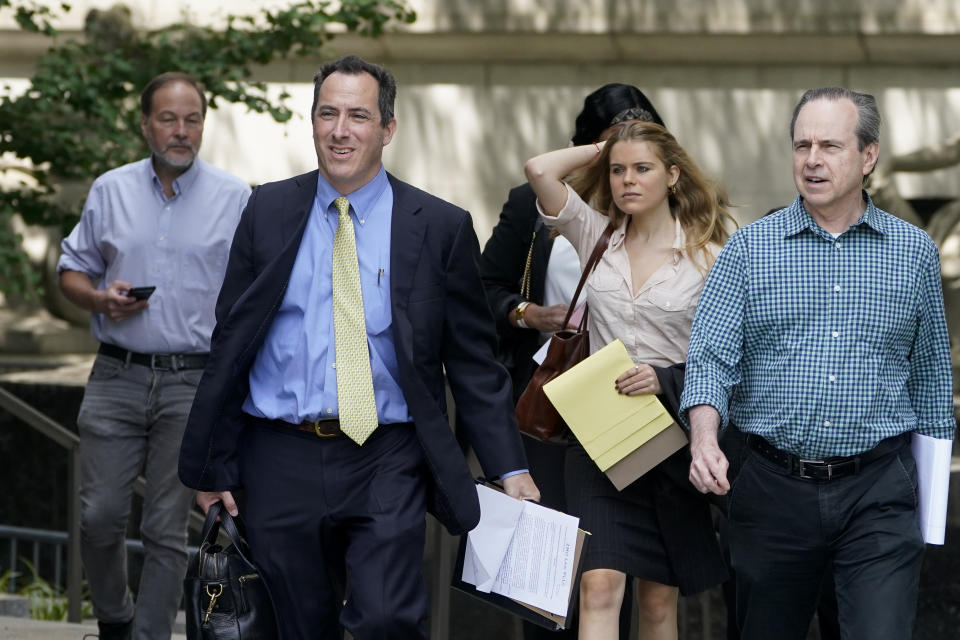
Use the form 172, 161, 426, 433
147, 156, 201, 198
315, 165, 389, 223
782, 190, 886, 238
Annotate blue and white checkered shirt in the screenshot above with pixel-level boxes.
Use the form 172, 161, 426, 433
680, 193, 955, 458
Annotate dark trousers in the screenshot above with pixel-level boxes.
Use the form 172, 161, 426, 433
240, 422, 429, 640
727, 441, 924, 640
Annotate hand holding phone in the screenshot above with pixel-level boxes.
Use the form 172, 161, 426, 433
126, 286, 156, 300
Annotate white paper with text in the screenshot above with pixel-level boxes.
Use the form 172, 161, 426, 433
462, 486, 581, 616
491, 500, 580, 616
462, 485, 526, 592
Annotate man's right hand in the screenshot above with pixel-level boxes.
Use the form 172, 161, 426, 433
688, 405, 730, 495
99, 280, 149, 322
197, 490, 238, 517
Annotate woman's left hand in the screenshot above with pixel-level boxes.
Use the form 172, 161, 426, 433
615, 363, 662, 396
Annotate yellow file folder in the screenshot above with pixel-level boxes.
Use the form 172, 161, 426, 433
542, 339, 687, 489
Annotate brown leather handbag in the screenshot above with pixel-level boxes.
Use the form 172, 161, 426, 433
515, 223, 614, 440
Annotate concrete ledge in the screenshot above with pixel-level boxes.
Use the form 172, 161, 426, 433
0, 595, 30, 618
0, 615, 187, 640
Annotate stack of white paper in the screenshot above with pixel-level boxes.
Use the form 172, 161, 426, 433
911, 433, 954, 545
462, 485, 581, 616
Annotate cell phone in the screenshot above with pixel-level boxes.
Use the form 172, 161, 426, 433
126, 286, 156, 300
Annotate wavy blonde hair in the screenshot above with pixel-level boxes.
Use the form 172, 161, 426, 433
570, 121, 736, 270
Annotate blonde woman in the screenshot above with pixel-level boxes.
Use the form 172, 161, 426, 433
525, 121, 735, 640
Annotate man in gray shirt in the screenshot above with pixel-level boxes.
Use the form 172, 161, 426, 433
58, 72, 250, 640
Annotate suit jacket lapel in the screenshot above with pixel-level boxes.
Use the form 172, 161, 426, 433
279, 170, 320, 250
389, 174, 426, 307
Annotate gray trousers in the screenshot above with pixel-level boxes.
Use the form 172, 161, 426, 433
77, 353, 199, 640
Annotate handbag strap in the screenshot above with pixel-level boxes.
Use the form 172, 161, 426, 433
560, 222, 615, 330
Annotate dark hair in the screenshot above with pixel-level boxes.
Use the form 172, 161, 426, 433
311, 55, 397, 126
571, 121, 736, 271
789, 87, 880, 151
571, 84, 664, 145
140, 72, 207, 117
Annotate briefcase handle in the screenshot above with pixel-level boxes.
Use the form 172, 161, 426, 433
199, 501, 257, 568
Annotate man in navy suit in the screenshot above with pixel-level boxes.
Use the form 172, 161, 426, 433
178, 55, 539, 639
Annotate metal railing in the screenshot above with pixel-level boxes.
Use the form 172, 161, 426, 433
0, 524, 199, 593
0, 384, 205, 622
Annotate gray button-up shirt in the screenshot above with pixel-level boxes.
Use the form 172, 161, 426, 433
58, 157, 250, 354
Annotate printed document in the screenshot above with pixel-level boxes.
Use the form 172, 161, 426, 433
462, 485, 581, 616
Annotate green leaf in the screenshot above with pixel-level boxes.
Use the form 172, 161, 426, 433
0, 0, 414, 296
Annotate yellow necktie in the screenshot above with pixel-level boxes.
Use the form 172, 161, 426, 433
332, 196, 378, 445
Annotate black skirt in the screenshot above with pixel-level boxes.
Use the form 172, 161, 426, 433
564, 442, 728, 596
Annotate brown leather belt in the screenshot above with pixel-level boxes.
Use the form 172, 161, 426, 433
250, 415, 343, 438
295, 419, 343, 438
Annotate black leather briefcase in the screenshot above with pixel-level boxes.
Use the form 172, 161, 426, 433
184, 502, 279, 640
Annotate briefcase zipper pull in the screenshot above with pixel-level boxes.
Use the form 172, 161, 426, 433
237, 573, 260, 614
204, 583, 224, 624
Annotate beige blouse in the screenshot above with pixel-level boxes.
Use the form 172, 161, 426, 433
539, 183, 719, 368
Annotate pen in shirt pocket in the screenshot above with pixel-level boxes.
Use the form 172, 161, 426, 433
378, 268, 384, 286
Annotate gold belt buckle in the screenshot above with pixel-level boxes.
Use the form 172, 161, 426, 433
313, 420, 338, 437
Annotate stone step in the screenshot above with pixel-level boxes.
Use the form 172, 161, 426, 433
0, 613, 187, 640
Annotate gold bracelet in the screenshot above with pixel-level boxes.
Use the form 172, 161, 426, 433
515, 301, 531, 329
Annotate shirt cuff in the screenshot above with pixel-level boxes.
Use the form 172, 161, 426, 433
500, 469, 529, 480
914, 418, 957, 441
679, 392, 730, 430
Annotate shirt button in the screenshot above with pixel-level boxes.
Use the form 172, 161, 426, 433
833, 285, 841, 292
332, 362, 337, 369
828, 375, 836, 382
326, 408, 333, 414
823, 420, 831, 427
664, 301, 671, 308
832, 331, 839, 338
835, 242, 841, 249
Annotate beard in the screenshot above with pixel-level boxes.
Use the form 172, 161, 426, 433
152, 142, 198, 170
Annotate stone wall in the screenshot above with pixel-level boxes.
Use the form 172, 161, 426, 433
1, 1, 959, 239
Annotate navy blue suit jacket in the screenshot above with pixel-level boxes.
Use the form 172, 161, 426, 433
178, 170, 528, 534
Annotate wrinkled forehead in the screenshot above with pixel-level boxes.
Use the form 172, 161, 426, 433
793, 98, 858, 142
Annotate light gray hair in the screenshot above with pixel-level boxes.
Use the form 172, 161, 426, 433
789, 87, 881, 151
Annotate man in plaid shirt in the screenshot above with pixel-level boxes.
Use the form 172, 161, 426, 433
680, 87, 955, 640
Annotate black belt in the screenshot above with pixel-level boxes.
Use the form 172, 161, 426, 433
747, 433, 908, 481
98, 343, 209, 371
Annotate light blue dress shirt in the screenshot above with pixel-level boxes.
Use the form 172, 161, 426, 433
243, 166, 412, 424
680, 194, 955, 458
57, 157, 250, 353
